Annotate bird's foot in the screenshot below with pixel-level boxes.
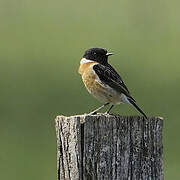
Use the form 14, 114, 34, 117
104, 112, 113, 116
88, 111, 97, 115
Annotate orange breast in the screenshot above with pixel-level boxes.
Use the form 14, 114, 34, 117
78, 62, 97, 75
78, 62, 122, 104
78, 62, 99, 92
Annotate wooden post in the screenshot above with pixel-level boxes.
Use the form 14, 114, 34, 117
55, 114, 163, 180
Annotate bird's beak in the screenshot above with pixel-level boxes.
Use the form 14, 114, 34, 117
106, 52, 114, 56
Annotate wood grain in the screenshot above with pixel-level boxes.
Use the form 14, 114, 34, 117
55, 114, 163, 180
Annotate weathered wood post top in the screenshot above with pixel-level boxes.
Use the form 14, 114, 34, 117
55, 114, 163, 180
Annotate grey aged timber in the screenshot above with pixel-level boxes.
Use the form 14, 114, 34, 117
55, 114, 163, 180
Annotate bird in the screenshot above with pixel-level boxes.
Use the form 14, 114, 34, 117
78, 47, 147, 119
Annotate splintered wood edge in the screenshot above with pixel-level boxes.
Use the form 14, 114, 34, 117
55, 113, 164, 125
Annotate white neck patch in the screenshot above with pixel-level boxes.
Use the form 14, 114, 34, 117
80, 58, 94, 64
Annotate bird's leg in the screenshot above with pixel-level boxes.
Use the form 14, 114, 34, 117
105, 105, 114, 114
89, 102, 110, 115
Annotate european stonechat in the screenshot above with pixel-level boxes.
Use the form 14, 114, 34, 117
78, 47, 147, 119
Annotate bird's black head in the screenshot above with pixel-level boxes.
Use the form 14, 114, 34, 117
82, 48, 113, 64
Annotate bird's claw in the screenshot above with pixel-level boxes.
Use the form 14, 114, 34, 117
88, 111, 97, 115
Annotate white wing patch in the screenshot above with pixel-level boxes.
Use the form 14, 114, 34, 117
91, 64, 108, 87
91, 64, 118, 93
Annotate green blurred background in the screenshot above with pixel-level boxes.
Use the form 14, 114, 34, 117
0, 0, 179, 179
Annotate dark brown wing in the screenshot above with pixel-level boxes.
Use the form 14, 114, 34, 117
93, 63, 136, 102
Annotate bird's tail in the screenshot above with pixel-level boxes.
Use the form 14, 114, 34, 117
127, 98, 147, 119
